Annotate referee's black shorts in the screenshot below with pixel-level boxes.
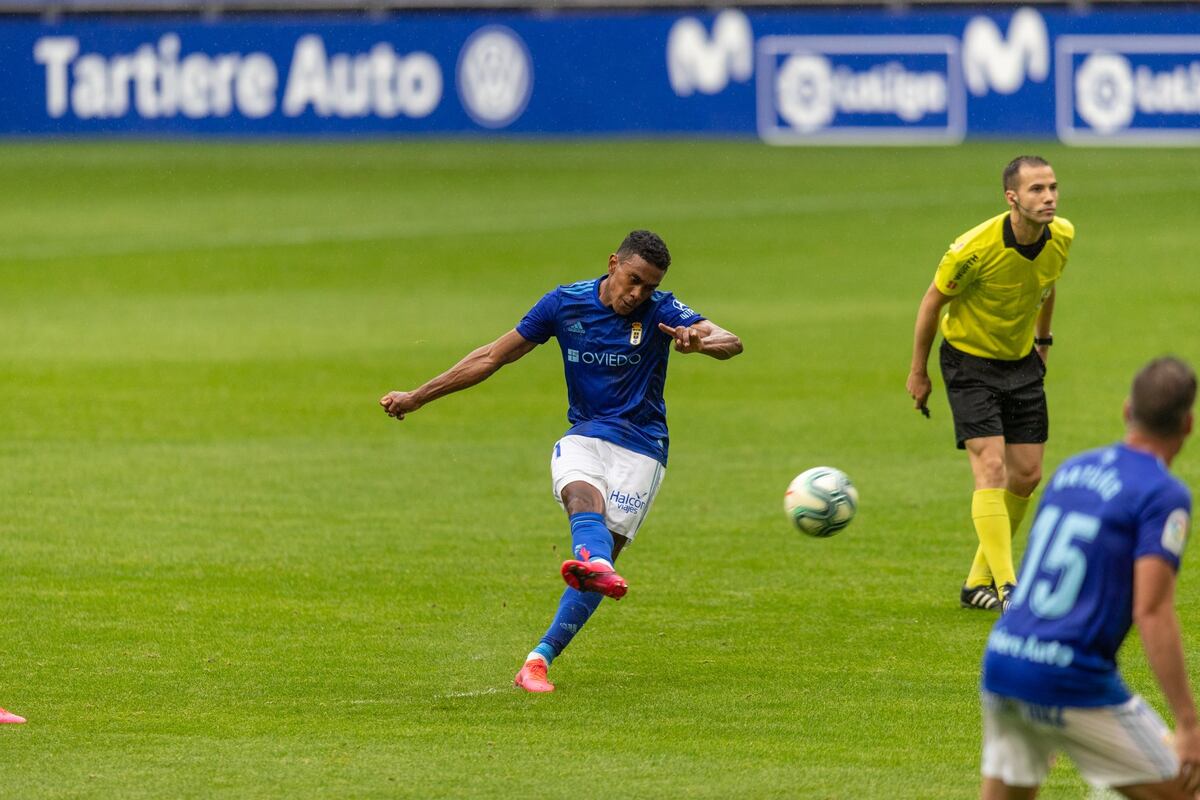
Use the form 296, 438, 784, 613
939, 340, 1048, 450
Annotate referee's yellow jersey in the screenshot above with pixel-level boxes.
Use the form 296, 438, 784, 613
934, 211, 1074, 360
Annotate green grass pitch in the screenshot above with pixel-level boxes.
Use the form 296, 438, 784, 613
1, 140, 1198, 798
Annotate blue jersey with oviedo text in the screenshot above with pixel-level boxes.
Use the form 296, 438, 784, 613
515, 276, 704, 466
982, 444, 1192, 707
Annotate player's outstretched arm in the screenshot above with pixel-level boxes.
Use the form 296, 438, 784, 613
656, 320, 743, 360
906, 281, 952, 413
380, 329, 538, 420
1134, 556, 1200, 792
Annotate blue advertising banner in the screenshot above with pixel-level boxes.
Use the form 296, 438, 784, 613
1056, 36, 1200, 145
1, 7, 1199, 142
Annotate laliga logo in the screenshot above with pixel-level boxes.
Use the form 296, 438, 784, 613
667, 9, 753, 97
774, 54, 947, 133
775, 55, 834, 132
1074, 52, 1136, 134
456, 26, 533, 128
1071, 49, 1200, 136
962, 7, 1049, 96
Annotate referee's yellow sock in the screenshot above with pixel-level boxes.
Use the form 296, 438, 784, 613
966, 490, 1033, 588
966, 490, 1032, 588
972, 488, 1016, 589
965, 547, 992, 589
1004, 490, 1032, 536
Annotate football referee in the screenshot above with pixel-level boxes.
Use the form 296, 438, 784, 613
906, 155, 1074, 613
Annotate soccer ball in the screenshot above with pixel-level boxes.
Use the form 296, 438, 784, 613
784, 467, 858, 537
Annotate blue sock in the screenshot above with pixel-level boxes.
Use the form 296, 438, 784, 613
531, 588, 603, 665
570, 512, 613, 564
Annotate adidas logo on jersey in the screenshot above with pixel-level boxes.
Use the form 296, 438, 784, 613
567, 321, 586, 334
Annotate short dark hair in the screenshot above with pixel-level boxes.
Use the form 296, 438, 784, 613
616, 230, 671, 271
1003, 155, 1051, 191
1130, 356, 1197, 437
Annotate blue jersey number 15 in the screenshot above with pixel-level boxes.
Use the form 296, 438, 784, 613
1011, 506, 1102, 620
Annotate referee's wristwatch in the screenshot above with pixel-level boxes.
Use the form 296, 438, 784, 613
1034, 335, 1054, 347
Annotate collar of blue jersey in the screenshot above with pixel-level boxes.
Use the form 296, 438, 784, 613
1117, 441, 1169, 470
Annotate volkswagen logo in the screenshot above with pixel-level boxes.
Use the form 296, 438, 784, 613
456, 26, 533, 128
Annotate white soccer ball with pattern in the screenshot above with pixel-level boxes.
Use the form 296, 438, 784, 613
784, 467, 858, 537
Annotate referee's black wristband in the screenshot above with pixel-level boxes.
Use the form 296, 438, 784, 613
1034, 335, 1054, 346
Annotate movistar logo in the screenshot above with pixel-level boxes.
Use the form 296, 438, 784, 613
962, 8, 1049, 97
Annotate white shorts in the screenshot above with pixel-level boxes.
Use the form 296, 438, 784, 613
981, 690, 1179, 790
550, 435, 666, 541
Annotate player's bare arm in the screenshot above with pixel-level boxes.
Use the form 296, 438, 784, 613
1134, 556, 1200, 792
906, 281, 952, 410
380, 328, 538, 420
656, 320, 743, 360
1035, 286, 1055, 366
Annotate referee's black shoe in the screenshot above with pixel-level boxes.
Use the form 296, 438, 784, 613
960, 583, 1000, 610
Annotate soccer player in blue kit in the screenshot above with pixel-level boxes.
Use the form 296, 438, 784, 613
380, 231, 742, 693
980, 357, 1200, 799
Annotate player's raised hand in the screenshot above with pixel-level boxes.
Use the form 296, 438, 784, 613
380, 390, 421, 420
658, 323, 703, 354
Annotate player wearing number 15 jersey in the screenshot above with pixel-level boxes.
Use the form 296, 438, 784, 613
980, 357, 1199, 799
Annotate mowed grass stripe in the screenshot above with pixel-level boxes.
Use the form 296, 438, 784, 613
0, 141, 1196, 798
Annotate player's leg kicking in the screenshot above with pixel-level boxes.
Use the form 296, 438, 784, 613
514, 483, 626, 694
559, 499, 629, 600
515, 436, 662, 693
